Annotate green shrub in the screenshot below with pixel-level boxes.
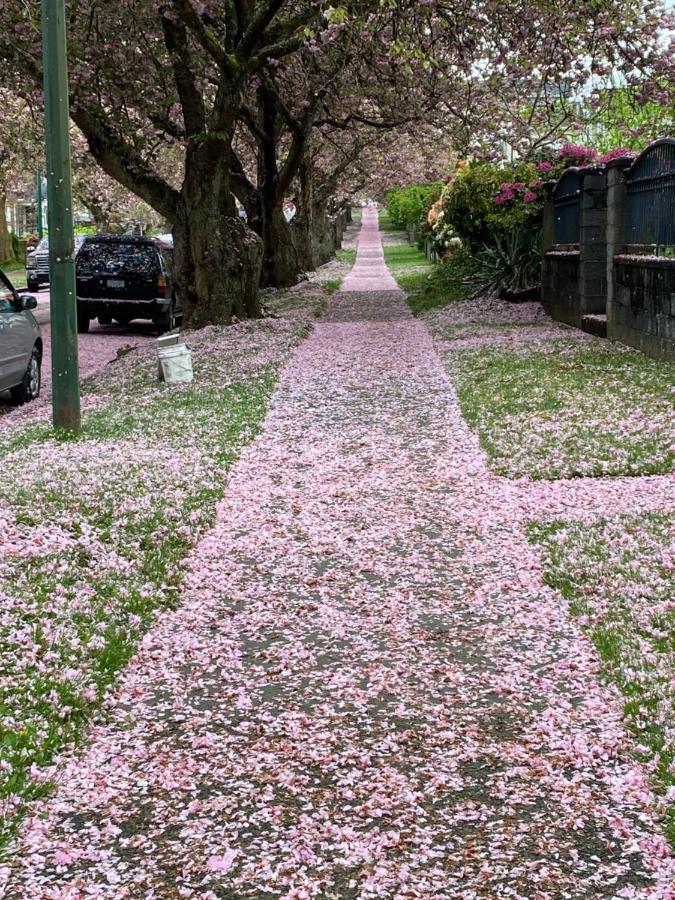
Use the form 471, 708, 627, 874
441, 160, 543, 252
463, 226, 543, 294
386, 182, 443, 230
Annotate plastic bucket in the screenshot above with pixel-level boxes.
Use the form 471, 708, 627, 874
159, 343, 193, 383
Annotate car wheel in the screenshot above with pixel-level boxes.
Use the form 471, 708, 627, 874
98, 314, 113, 326
27, 278, 39, 293
10, 345, 41, 405
77, 312, 90, 333
155, 300, 177, 335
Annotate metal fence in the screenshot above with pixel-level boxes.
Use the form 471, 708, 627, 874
552, 169, 583, 245
625, 138, 675, 252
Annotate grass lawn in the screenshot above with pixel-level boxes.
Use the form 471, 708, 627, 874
530, 514, 675, 845
443, 332, 675, 480
383, 242, 468, 316
377, 208, 401, 233
1, 260, 27, 289
431, 296, 675, 845
0, 304, 318, 851
336, 248, 357, 267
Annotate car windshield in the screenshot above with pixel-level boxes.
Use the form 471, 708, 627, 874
77, 242, 159, 275
32, 235, 85, 253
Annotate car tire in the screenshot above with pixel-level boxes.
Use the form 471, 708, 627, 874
155, 300, 177, 335
77, 312, 90, 333
27, 278, 39, 293
10, 345, 41, 405
98, 314, 113, 326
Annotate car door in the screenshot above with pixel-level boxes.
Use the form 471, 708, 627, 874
0, 271, 29, 391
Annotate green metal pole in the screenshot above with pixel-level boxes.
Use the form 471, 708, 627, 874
36, 169, 43, 239
41, 0, 80, 432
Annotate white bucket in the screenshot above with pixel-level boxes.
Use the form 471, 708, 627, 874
159, 343, 193, 384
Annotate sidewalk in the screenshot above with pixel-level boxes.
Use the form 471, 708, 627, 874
4, 207, 673, 898
31, 289, 50, 325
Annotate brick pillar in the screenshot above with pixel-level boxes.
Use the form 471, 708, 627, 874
605, 158, 633, 339
578, 166, 608, 315
540, 180, 556, 305
541, 181, 556, 252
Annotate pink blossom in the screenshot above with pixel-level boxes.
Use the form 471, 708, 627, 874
207, 850, 239, 873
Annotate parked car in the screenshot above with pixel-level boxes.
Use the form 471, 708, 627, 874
75, 236, 180, 333
26, 235, 87, 292
0, 268, 42, 404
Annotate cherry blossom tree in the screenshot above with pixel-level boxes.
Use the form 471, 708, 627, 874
0, 0, 332, 325
0, 0, 668, 323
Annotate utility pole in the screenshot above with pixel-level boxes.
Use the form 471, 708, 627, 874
36, 169, 43, 239
41, 0, 80, 432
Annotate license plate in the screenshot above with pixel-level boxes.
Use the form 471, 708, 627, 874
107, 278, 125, 289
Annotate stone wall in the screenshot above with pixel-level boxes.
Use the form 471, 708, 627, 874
542, 251, 581, 326
541, 167, 607, 328
610, 257, 675, 360
578, 169, 607, 315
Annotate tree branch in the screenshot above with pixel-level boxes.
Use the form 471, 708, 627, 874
161, 12, 206, 137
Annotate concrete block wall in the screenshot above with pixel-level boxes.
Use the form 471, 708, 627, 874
611, 258, 675, 360
578, 168, 607, 315
542, 250, 581, 326
606, 157, 675, 361
542, 150, 675, 360
541, 168, 607, 327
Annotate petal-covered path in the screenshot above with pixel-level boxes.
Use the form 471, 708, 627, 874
4, 208, 674, 898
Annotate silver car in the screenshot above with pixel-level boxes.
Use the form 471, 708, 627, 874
0, 268, 42, 404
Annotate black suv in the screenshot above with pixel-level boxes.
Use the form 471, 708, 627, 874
75, 236, 180, 333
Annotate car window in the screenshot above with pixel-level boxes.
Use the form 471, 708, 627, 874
0, 288, 14, 312
77, 242, 159, 274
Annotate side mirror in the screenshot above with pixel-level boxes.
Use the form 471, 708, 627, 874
20, 295, 38, 310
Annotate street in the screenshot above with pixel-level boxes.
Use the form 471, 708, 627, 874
0, 288, 156, 418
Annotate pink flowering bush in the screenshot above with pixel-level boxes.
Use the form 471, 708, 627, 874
598, 147, 637, 163
557, 142, 598, 168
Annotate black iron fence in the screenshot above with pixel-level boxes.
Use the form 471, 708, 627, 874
552, 169, 583, 245
625, 138, 675, 253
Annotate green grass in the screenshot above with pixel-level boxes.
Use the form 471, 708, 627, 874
1, 259, 25, 272
0, 320, 307, 851
530, 514, 675, 846
323, 278, 343, 295
383, 243, 468, 315
336, 248, 357, 266
447, 340, 675, 479
1, 260, 27, 288
378, 208, 402, 233
301, 248, 357, 297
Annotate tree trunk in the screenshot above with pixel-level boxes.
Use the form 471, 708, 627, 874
0, 193, 14, 262
80, 198, 110, 233
260, 203, 299, 288
293, 154, 317, 271
174, 145, 262, 329
310, 200, 336, 268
